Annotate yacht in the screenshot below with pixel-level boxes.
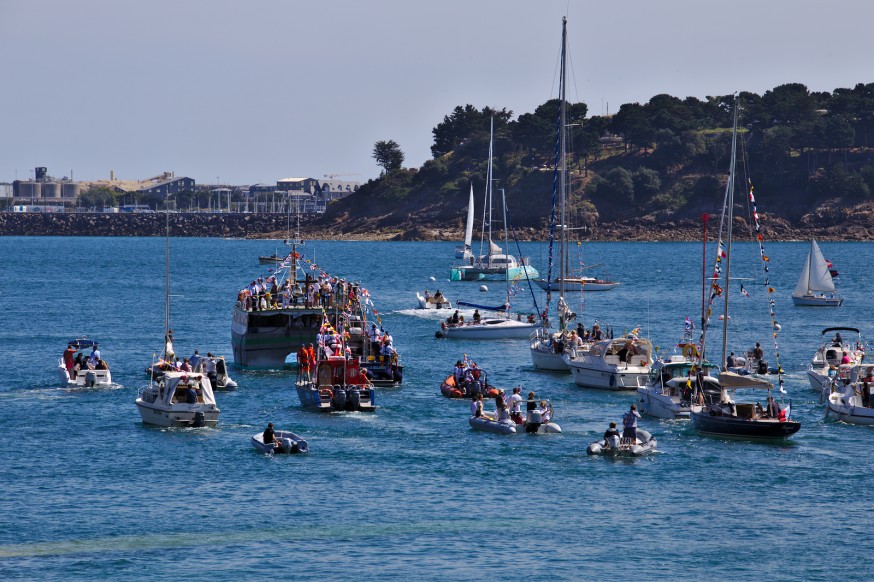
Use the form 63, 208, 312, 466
136, 371, 220, 427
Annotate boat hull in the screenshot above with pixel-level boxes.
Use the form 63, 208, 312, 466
295, 382, 376, 413
58, 365, 112, 387
231, 305, 326, 369
530, 346, 571, 371
637, 387, 691, 419
135, 400, 220, 428
568, 363, 648, 390
792, 294, 842, 307
535, 278, 620, 292
690, 411, 800, 439
251, 430, 309, 454
450, 265, 539, 282
468, 415, 516, 434
438, 320, 536, 339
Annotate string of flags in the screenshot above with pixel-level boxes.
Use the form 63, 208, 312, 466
748, 182, 785, 391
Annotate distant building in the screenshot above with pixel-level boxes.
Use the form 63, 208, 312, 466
139, 176, 195, 196
248, 183, 275, 196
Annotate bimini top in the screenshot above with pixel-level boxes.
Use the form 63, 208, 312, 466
821, 327, 861, 335
67, 338, 98, 350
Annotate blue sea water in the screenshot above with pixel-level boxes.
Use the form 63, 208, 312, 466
1, 236, 873, 580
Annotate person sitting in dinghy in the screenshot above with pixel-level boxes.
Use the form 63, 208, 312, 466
603, 422, 621, 448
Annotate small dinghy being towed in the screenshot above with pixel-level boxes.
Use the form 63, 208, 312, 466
587, 429, 657, 457
251, 430, 309, 454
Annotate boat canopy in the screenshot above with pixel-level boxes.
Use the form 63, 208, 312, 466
160, 372, 217, 406
821, 327, 861, 335
68, 338, 97, 349
718, 370, 773, 389
456, 301, 510, 312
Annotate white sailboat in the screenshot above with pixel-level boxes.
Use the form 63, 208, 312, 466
792, 239, 842, 306
455, 184, 475, 260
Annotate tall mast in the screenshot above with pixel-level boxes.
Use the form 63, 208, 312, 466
721, 99, 739, 369
164, 199, 170, 338
487, 117, 494, 261
559, 16, 568, 303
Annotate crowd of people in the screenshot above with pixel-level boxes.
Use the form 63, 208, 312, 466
62, 343, 109, 379
237, 273, 360, 312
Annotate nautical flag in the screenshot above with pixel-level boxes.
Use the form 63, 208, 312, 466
779, 402, 791, 419
740, 284, 750, 298
684, 316, 694, 331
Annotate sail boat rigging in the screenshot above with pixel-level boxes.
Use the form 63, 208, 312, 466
689, 97, 800, 439
449, 119, 539, 282
454, 184, 475, 260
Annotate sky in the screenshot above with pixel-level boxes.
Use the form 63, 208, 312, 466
1, 0, 872, 186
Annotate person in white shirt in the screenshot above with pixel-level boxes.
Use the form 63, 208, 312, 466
509, 386, 524, 423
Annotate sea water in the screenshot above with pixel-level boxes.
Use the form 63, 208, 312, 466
0, 237, 872, 580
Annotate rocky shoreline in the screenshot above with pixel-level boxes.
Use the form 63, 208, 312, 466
0, 211, 871, 242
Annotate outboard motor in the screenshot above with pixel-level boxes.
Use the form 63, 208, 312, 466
347, 388, 361, 410
331, 385, 347, 410
85, 371, 97, 387
757, 359, 769, 375
606, 434, 621, 450
191, 412, 206, 428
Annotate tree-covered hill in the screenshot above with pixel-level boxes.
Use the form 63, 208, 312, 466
316, 83, 874, 240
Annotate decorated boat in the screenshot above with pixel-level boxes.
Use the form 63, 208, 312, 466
637, 356, 720, 420
295, 355, 376, 412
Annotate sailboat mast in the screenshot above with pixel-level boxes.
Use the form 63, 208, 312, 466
501, 188, 511, 304
559, 16, 568, 300
164, 201, 170, 338
721, 100, 739, 369
487, 117, 495, 263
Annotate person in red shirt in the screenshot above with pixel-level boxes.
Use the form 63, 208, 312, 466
297, 345, 309, 383
306, 343, 317, 382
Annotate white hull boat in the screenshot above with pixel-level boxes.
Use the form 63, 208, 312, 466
416, 292, 451, 310
58, 362, 111, 387
792, 239, 842, 306
807, 327, 865, 392
587, 429, 656, 456
251, 430, 309, 454
136, 371, 220, 428
826, 391, 874, 425
438, 318, 536, 339
566, 337, 654, 390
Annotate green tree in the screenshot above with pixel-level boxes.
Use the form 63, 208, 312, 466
78, 186, 117, 209
431, 105, 512, 158
373, 140, 405, 174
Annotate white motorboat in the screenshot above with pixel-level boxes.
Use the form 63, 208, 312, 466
566, 337, 654, 390
792, 239, 843, 306
416, 291, 451, 310
807, 327, 865, 393
251, 429, 309, 454
825, 366, 874, 424
587, 429, 657, 456
136, 371, 220, 428
438, 317, 536, 339
637, 357, 720, 420
57, 338, 112, 387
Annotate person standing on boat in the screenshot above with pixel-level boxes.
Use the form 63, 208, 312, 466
297, 345, 309, 383
189, 350, 202, 370
204, 353, 217, 387
591, 324, 603, 341
726, 352, 737, 368
306, 344, 317, 381
509, 387, 524, 423
622, 404, 641, 444
63, 344, 76, 379
473, 309, 481, 324
753, 342, 764, 362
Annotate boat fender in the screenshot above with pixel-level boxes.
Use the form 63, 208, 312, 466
586, 442, 602, 455
85, 371, 97, 387
319, 387, 333, 400
191, 412, 206, 428
609, 374, 616, 388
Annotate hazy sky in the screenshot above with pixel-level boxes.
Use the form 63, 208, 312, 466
1, 0, 871, 186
